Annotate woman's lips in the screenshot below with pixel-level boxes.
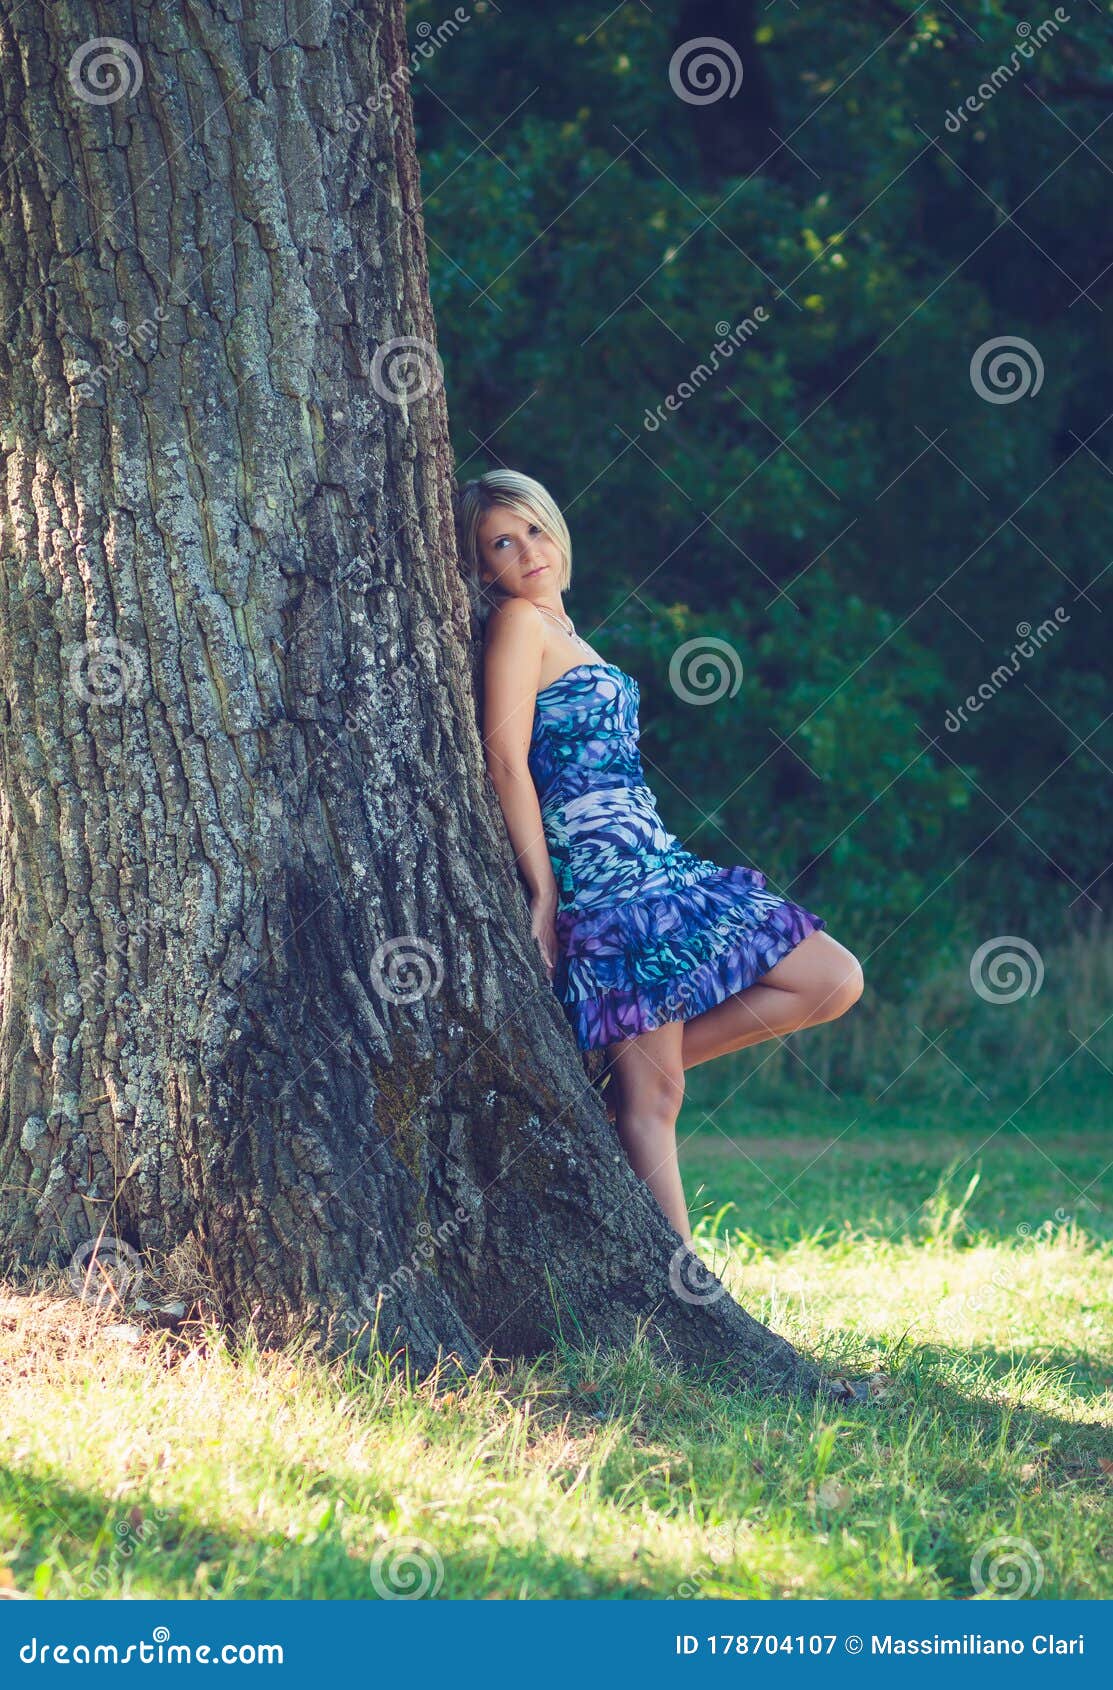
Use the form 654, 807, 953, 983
523, 564, 548, 577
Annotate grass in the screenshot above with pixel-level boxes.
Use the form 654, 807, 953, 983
0, 1073, 1109, 1601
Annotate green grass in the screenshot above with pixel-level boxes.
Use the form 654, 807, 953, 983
1, 1076, 1109, 1600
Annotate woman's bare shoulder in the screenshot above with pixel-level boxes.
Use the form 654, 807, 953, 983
485, 596, 544, 657
487, 595, 543, 632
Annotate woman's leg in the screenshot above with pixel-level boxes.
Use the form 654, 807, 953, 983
681, 930, 864, 1072
605, 1021, 691, 1243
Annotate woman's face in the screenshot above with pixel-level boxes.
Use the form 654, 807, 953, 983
476, 505, 564, 599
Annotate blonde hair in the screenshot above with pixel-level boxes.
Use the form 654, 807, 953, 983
455, 469, 572, 623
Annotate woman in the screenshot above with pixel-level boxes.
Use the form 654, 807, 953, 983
457, 469, 864, 1245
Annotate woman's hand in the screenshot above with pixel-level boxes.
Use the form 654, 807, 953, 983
529, 889, 560, 980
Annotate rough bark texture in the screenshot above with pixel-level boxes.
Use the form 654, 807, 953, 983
0, 0, 843, 1402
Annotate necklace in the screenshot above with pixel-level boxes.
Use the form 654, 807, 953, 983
536, 601, 595, 653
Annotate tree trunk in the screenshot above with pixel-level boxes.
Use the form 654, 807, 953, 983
0, 0, 845, 1403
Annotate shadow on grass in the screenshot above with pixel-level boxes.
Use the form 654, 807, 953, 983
0, 1461, 659, 1600
2, 1323, 1107, 1602
691, 1338, 1111, 1463
904, 1340, 1113, 1415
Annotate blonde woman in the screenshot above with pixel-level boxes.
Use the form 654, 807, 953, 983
456, 469, 864, 1244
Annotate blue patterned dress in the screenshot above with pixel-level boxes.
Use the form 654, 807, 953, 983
527, 660, 826, 1050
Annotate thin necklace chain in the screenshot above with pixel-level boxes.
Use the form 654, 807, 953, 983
536, 600, 594, 652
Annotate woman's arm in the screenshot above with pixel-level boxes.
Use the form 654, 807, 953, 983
481, 599, 560, 977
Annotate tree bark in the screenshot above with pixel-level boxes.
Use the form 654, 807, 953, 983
0, 0, 846, 1403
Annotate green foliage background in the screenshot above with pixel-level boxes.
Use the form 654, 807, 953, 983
410, 0, 1111, 998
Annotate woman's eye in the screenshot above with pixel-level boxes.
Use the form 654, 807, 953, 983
491, 526, 539, 550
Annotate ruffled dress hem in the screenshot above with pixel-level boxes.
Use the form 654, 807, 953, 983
554, 873, 826, 1051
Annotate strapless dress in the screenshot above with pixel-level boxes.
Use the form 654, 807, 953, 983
527, 660, 826, 1050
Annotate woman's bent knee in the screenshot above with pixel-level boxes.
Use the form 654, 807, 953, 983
614, 1065, 685, 1123
832, 957, 865, 1017
810, 956, 864, 1023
